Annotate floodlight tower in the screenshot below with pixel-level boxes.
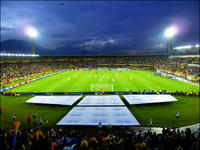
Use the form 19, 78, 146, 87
164, 26, 178, 54
26, 27, 38, 54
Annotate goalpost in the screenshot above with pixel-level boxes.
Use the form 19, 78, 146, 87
91, 84, 113, 92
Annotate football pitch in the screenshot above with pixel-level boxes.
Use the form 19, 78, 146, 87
1, 95, 199, 128
8, 70, 199, 92
2, 70, 199, 128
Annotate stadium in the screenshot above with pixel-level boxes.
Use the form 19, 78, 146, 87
0, 1, 199, 150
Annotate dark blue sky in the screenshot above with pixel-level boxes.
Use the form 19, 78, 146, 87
1, 1, 199, 54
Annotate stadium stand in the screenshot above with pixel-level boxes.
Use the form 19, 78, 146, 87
1, 55, 199, 150
0, 126, 199, 150
1, 55, 199, 87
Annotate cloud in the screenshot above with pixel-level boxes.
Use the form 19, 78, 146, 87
73, 38, 115, 50
1, 1, 199, 54
152, 44, 165, 49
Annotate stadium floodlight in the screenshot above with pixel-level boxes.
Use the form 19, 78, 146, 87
164, 26, 178, 54
0, 53, 39, 57
25, 27, 38, 54
174, 45, 192, 50
164, 26, 178, 38
26, 27, 38, 38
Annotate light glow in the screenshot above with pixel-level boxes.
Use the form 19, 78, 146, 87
174, 45, 192, 50
0, 53, 39, 57
26, 27, 38, 38
164, 26, 178, 38
195, 44, 199, 48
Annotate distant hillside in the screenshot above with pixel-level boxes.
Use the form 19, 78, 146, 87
0, 39, 85, 55
0, 39, 48, 54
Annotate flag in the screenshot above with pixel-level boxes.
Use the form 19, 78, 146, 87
12, 121, 20, 150
13, 121, 20, 134
35, 130, 40, 140
51, 142, 56, 150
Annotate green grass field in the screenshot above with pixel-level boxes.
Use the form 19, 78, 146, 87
0, 95, 199, 128
8, 70, 199, 92
128, 95, 199, 127
0, 95, 72, 129
1, 70, 199, 129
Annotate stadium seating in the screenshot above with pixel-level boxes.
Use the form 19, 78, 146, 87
0, 126, 199, 150
1, 55, 199, 86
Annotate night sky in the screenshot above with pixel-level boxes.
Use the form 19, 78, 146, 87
1, 1, 199, 54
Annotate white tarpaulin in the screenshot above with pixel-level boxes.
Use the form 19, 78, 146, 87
77, 95, 124, 106
56, 107, 140, 126
26, 96, 81, 106
123, 95, 178, 105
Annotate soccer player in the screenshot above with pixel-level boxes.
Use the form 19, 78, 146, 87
13, 112, 16, 121
40, 117, 44, 126
176, 111, 179, 121
98, 121, 102, 129
32, 112, 37, 127
149, 118, 152, 130
107, 124, 112, 130
46, 120, 49, 126
27, 114, 31, 123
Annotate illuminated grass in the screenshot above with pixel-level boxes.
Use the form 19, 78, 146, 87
0, 95, 199, 128
8, 70, 198, 92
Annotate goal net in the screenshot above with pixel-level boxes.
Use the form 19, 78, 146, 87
91, 84, 113, 92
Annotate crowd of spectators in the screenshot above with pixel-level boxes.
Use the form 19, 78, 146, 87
0, 126, 199, 150
155, 57, 199, 77
1, 62, 70, 84
1, 55, 199, 85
